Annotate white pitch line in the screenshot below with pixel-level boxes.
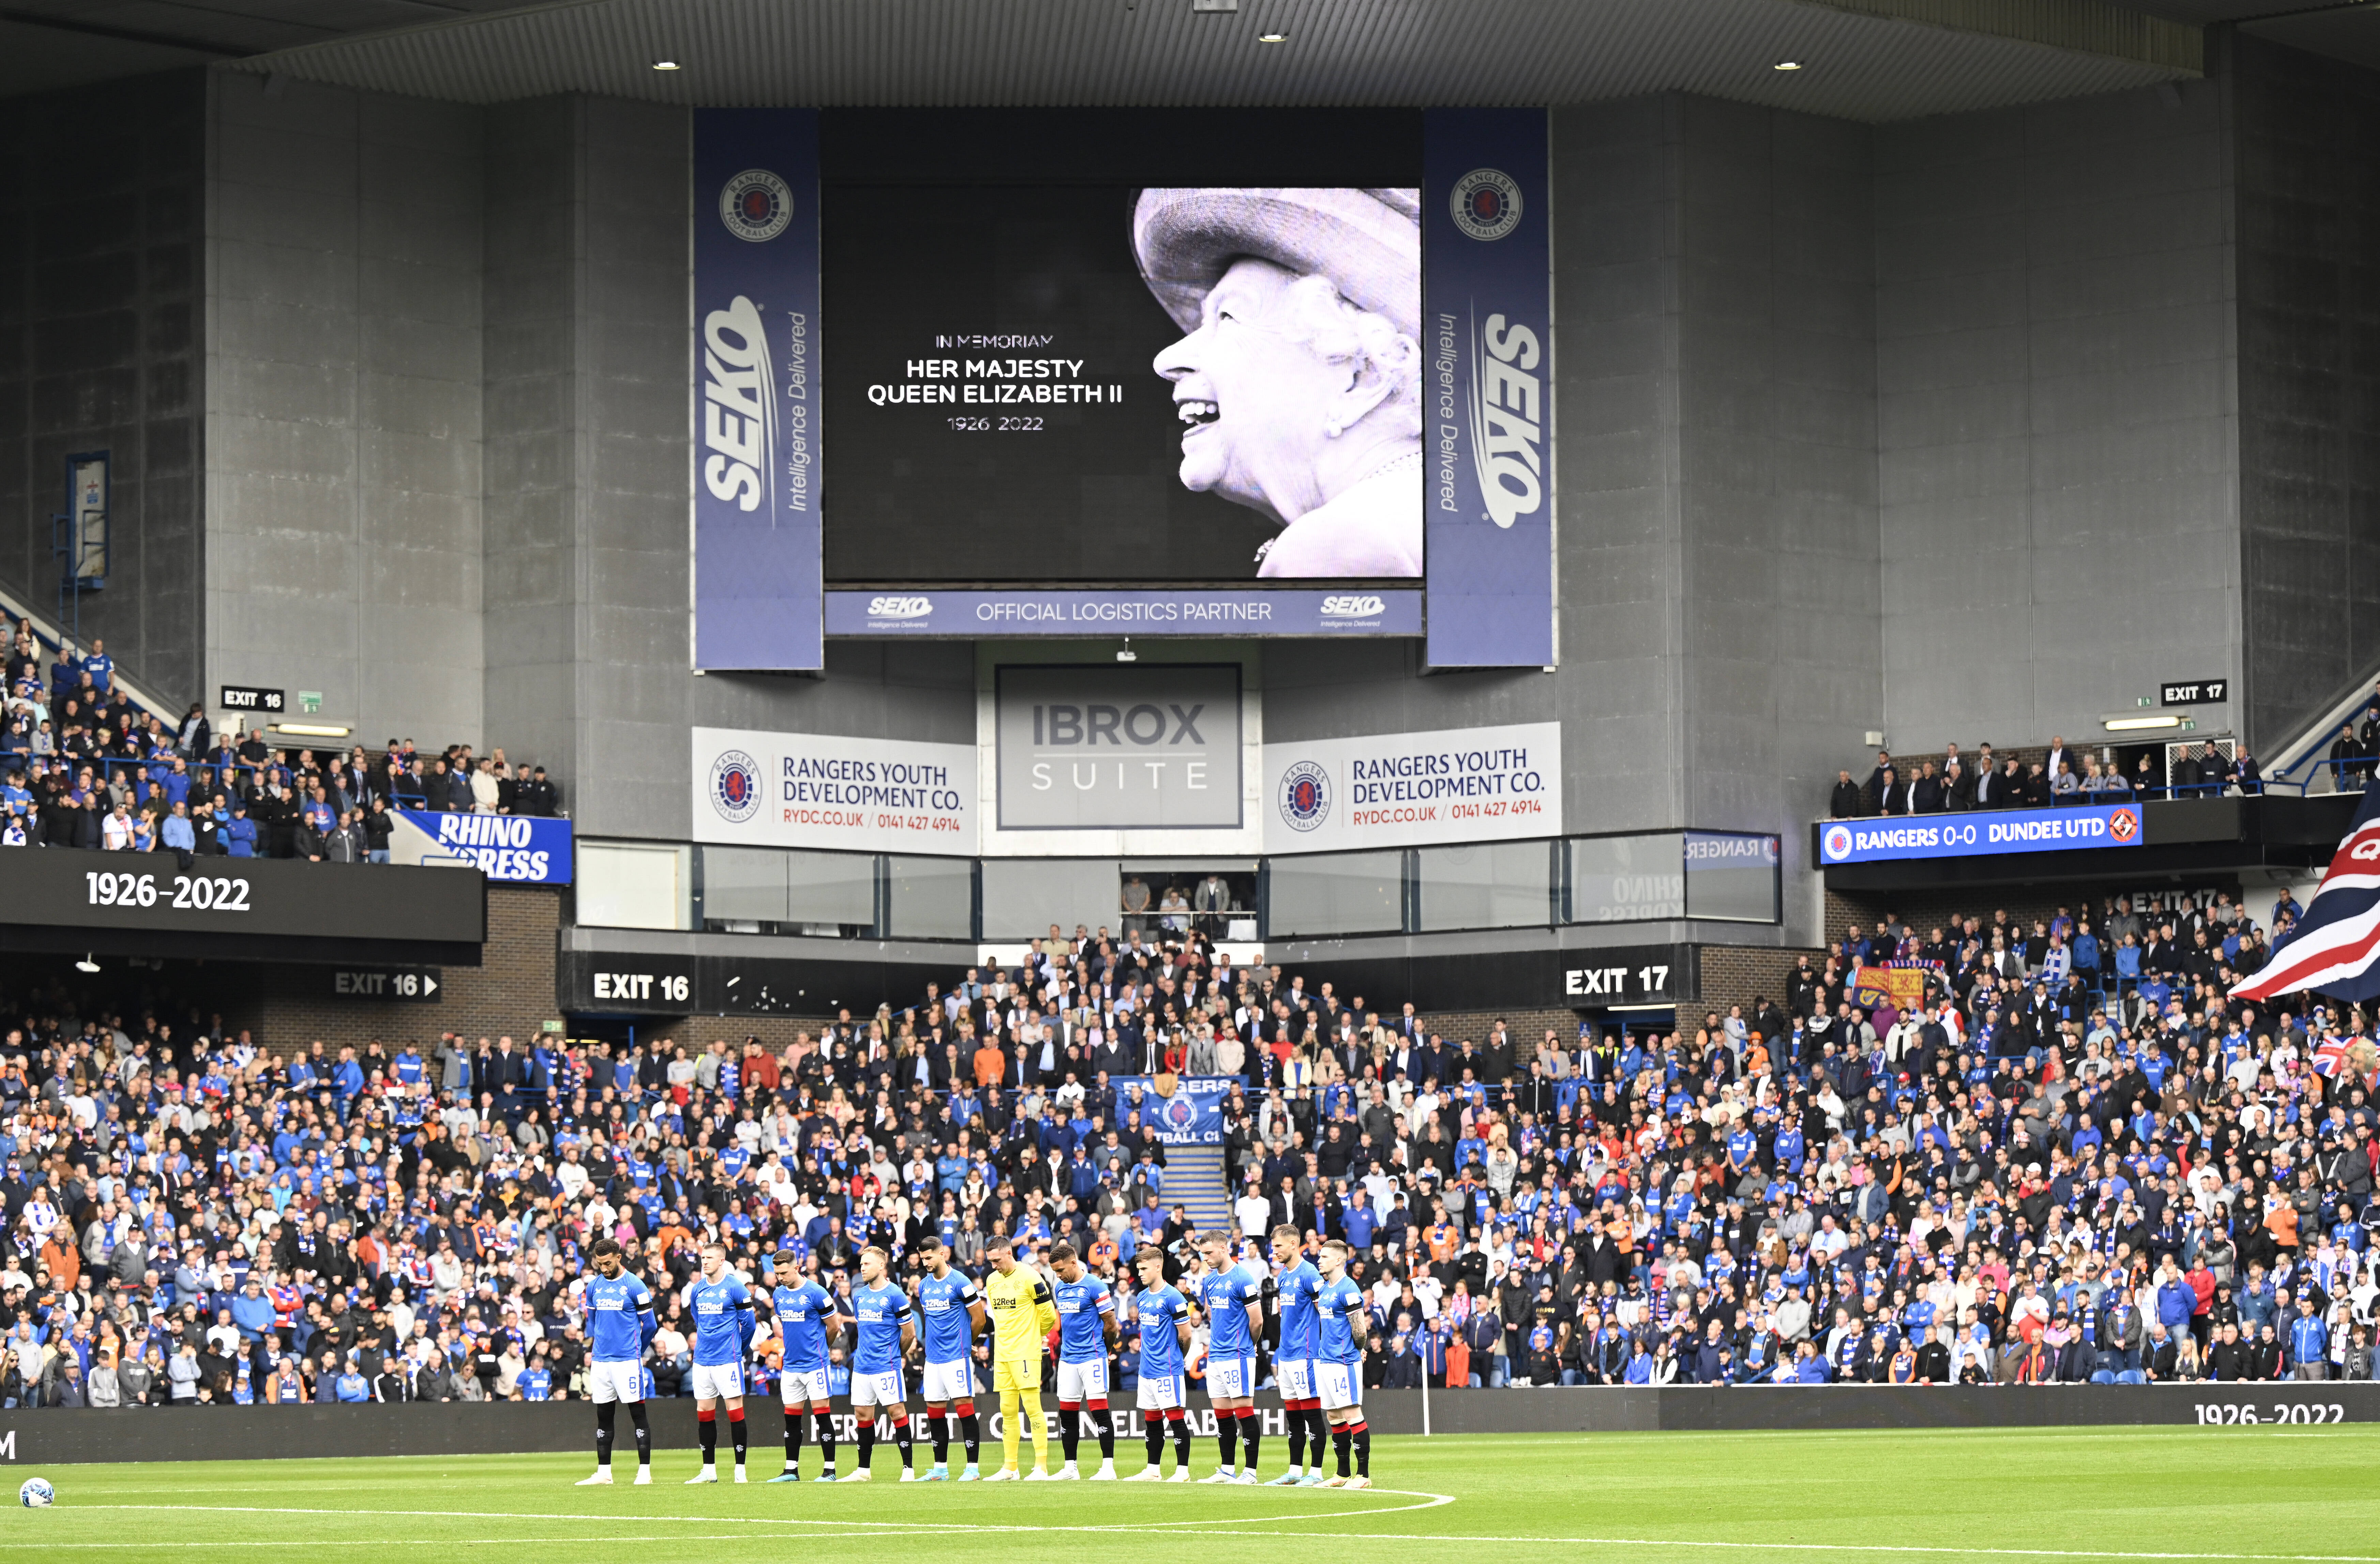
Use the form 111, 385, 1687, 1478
84, 1499, 2372, 1561
1066, 1534, 2380, 1563
77, 1504, 982, 1532
72, 1489, 1451, 1531
0, 1535, 998, 1550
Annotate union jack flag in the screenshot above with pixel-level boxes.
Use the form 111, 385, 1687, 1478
2233, 786, 2380, 1003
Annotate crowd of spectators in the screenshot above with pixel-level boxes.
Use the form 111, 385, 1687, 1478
1, 883, 2373, 1411
1828, 739, 2268, 818
0, 620, 559, 860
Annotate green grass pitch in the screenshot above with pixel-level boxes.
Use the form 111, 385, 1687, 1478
5, 1427, 2374, 1562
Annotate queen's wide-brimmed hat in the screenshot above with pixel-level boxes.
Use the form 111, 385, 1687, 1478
1131, 186, 1421, 340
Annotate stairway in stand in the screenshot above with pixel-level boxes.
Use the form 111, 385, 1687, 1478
1164, 1141, 1233, 1241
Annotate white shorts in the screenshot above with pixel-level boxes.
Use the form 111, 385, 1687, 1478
781, 1367, 831, 1404
1055, 1358, 1109, 1404
691, 1361, 744, 1400
588, 1359, 644, 1405
1135, 1371, 1184, 1412
1318, 1361, 1359, 1411
1207, 1352, 1256, 1399
921, 1359, 975, 1405
850, 1367, 907, 1408
1276, 1357, 1315, 1401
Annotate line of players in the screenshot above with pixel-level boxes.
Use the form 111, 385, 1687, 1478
567, 1225, 1373, 1489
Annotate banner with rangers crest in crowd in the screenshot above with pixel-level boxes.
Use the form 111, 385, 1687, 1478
1111, 1074, 1233, 1147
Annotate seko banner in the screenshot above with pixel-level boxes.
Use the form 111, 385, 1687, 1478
1423, 107, 1555, 669
693, 108, 823, 672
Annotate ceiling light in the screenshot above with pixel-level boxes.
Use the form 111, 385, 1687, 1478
272, 721, 352, 738
652, 59, 680, 71
2102, 713, 2186, 733
1257, 31, 1287, 42
1774, 59, 1803, 71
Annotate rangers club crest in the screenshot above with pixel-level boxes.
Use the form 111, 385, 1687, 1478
1450, 168, 1523, 242
709, 750, 763, 823
1278, 761, 1330, 833
719, 168, 793, 243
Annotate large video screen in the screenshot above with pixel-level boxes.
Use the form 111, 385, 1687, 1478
821, 113, 1423, 585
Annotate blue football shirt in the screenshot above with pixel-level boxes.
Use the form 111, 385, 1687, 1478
688, 1276, 753, 1367
851, 1281, 912, 1376
1053, 1274, 1113, 1364
916, 1270, 980, 1366
583, 1272, 654, 1363
1136, 1282, 1188, 1378
773, 1279, 836, 1375
1199, 1264, 1263, 1357
1276, 1258, 1322, 1360
1316, 1275, 1366, 1366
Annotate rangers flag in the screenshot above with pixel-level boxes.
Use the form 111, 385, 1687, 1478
2233, 786, 2380, 1003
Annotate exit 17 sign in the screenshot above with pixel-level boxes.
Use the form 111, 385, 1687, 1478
2161, 678, 2228, 706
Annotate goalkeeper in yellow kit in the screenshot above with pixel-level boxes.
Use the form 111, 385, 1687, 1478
981, 1237, 1058, 1480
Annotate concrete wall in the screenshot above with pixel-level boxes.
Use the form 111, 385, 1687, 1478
1267, 96, 1878, 948
1671, 98, 1879, 936
0, 68, 206, 701
2230, 35, 2380, 752
204, 72, 485, 747
1873, 78, 2240, 756
480, 95, 975, 836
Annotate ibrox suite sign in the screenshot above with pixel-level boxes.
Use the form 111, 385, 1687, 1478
1820, 803, 2144, 866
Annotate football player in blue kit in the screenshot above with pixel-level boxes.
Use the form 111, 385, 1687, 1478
765, 1249, 848, 1482
685, 1242, 757, 1483
1314, 1239, 1373, 1489
914, 1236, 987, 1481
1193, 1230, 1266, 1483
844, 1245, 918, 1482
1124, 1246, 1195, 1481
1267, 1223, 1328, 1485
1048, 1242, 1121, 1480
574, 1238, 657, 1485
